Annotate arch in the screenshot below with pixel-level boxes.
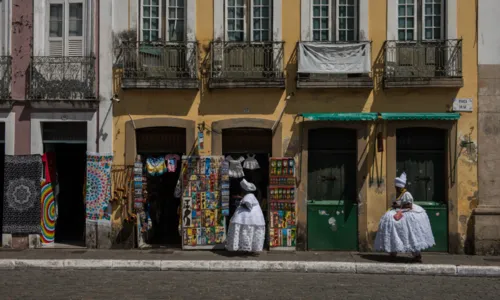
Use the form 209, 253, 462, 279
211, 118, 282, 157
124, 117, 196, 165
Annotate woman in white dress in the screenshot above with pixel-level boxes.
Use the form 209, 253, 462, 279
226, 179, 266, 253
374, 172, 435, 262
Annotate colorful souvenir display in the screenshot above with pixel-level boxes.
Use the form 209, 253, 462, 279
181, 156, 226, 249
268, 157, 297, 249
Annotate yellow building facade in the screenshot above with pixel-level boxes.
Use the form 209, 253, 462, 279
112, 0, 478, 253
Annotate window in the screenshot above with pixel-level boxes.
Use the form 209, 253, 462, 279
225, 0, 272, 42
311, 0, 358, 42
397, 0, 444, 41
140, 0, 186, 42
48, 1, 85, 56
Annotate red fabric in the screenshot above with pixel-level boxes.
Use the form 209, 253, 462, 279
42, 152, 57, 183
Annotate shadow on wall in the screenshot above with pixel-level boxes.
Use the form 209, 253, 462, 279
113, 89, 198, 117
198, 88, 284, 115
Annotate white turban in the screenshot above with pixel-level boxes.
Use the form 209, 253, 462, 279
240, 178, 256, 192
395, 172, 407, 188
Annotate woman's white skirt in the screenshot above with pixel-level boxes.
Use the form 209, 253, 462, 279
374, 204, 435, 253
226, 223, 266, 252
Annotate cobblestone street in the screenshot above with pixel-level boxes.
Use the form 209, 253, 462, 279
0, 270, 499, 299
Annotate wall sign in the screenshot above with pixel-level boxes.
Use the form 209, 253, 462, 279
452, 98, 473, 112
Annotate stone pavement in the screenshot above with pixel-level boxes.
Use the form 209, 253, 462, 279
1, 249, 500, 277
2, 270, 499, 299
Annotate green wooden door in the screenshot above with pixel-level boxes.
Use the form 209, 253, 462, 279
307, 128, 358, 251
396, 127, 448, 252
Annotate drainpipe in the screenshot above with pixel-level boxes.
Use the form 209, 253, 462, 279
95, 0, 100, 152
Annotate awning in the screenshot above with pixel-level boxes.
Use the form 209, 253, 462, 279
379, 113, 460, 121
300, 113, 378, 121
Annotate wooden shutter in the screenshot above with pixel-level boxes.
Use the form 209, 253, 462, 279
66, 2, 85, 56
48, 3, 64, 56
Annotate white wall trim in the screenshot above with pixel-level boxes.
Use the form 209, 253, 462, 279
446, 0, 457, 39
0, 111, 15, 155
387, 0, 398, 40
300, 0, 311, 41
99, 0, 113, 153
0, 0, 12, 55
272, 0, 282, 42
30, 111, 96, 155
186, 0, 196, 42
359, 0, 368, 40
214, 0, 224, 40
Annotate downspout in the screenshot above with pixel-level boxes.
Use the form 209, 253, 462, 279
95, 0, 100, 152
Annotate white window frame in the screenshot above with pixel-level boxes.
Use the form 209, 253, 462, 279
225, 0, 247, 41
1, 0, 11, 56
421, 0, 444, 41
46, 0, 86, 56
310, 0, 359, 42
397, 0, 416, 41
140, 0, 162, 42
336, 0, 358, 41
166, 0, 186, 42
250, 0, 273, 42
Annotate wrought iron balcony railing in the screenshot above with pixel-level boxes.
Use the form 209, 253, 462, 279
0, 56, 12, 100
30, 56, 96, 100
384, 39, 463, 88
209, 41, 285, 88
296, 41, 373, 88
118, 41, 199, 89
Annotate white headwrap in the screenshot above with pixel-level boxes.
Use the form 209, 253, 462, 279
240, 178, 256, 192
395, 172, 407, 188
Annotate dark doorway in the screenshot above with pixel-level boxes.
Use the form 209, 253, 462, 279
136, 127, 186, 247
42, 122, 87, 245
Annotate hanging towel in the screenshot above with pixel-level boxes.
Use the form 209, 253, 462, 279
165, 154, 181, 172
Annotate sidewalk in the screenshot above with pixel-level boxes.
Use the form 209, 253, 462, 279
1, 249, 500, 277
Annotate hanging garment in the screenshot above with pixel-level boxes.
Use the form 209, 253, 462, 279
374, 191, 436, 253
226, 155, 245, 178
146, 156, 167, 176
165, 154, 181, 172
42, 152, 57, 183
243, 154, 260, 170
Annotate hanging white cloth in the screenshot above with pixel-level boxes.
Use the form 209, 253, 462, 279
226, 155, 245, 178
243, 154, 260, 170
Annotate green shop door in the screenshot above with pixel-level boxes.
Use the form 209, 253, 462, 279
396, 127, 448, 252
307, 128, 358, 251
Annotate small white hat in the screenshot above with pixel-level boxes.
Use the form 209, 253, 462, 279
240, 178, 256, 192
395, 172, 407, 188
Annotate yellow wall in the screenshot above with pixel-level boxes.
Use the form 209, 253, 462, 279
112, 0, 478, 253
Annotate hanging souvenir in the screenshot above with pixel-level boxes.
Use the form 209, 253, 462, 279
225, 155, 245, 178
165, 154, 181, 173
243, 154, 260, 170
146, 156, 167, 176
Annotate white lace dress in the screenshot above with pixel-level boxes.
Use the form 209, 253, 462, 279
374, 192, 436, 253
243, 154, 260, 170
226, 193, 266, 252
226, 156, 245, 178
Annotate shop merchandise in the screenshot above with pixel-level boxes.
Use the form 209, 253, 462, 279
146, 156, 167, 176
225, 155, 245, 178
85, 152, 113, 223
182, 156, 226, 249
40, 180, 57, 245
268, 158, 297, 249
165, 154, 181, 172
2, 155, 43, 234
243, 154, 260, 170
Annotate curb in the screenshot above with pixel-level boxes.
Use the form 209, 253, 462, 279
0, 259, 499, 277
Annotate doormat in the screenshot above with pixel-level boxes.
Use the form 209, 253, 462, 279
40, 180, 56, 245
2, 155, 43, 234
85, 152, 113, 223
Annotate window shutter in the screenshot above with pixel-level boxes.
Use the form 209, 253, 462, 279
48, 3, 65, 56
49, 39, 64, 56
66, 2, 85, 56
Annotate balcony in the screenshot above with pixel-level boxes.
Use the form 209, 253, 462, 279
30, 56, 96, 100
209, 41, 285, 89
0, 56, 11, 100
383, 39, 463, 88
119, 41, 199, 89
296, 41, 373, 89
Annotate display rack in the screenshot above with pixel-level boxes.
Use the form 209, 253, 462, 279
268, 157, 297, 251
181, 156, 227, 250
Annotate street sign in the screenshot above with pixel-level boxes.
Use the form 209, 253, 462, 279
452, 98, 473, 112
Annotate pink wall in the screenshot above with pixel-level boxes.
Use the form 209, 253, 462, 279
11, 0, 32, 155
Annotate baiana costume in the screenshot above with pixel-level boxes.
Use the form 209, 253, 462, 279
226, 179, 266, 252
374, 172, 436, 254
